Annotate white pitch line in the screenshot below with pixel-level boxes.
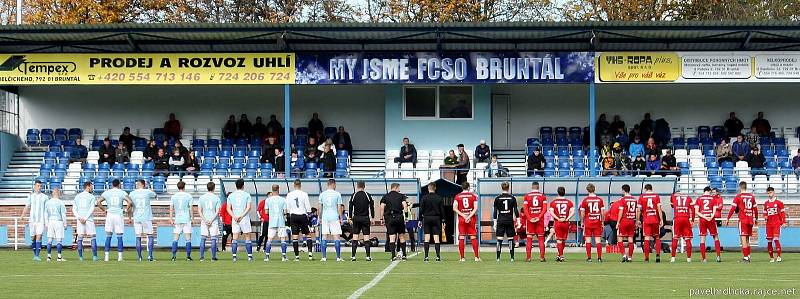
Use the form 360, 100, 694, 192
348, 252, 419, 299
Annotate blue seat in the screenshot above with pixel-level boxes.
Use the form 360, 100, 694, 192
296, 127, 309, 136
249, 150, 261, 159
206, 139, 220, 149
93, 177, 107, 192
337, 150, 349, 158
26, 129, 40, 146
244, 168, 257, 178
543, 168, 555, 177
192, 139, 205, 149
709, 176, 723, 189
539, 127, 553, 138
123, 177, 136, 192
260, 164, 273, 178
763, 149, 774, 158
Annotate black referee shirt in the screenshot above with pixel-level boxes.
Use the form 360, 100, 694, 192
420, 194, 444, 220
380, 191, 407, 217
349, 190, 375, 218
493, 193, 518, 224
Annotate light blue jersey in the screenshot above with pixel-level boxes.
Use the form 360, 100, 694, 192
171, 192, 194, 224
266, 196, 287, 227
72, 191, 96, 221
46, 198, 67, 222
129, 189, 156, 222
319, 189, 343, 222
101, 188, 128, 216
26, 192, 48, 223
228, 190, 251, 217
198, 193, 221, 221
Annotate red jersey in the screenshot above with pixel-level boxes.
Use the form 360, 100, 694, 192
522, 191, 548, 221
606, 200, 621, 222
257, 199, 269, 222
219, 203, 232, 225
695, 194, 716, 219
619, 195, 638, 220
713, 194, 723, 218
638, 193, 662, 224
549, 197, 574, 222
454, 191, 478, 222
764, 199, 786, 226
670, 193, 694, 220
579, 195, 604, 227
729, 192, 757, 224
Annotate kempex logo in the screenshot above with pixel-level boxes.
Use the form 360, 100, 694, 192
0, 55, 77, 74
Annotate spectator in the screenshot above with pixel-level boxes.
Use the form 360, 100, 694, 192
474, 140, 490, 164
614, 127, 629, 147
308, 112, 324, 140
153, 148, 169, 176
660, 150, 678, 175
614, 145, 631, 174
262, 137, 279, 164
144, 139, 158, 162
290, 150, 303, 175
746, 147, 766, 175
319, 143, 336, 178
169, 149, 185, 174
724, 112, 744, 138
746, 126, 760, 149
332, 126, 352, 155
252, 116, 267, 140
646, 154, 660, 175
792, 149, 800, 175
628, 124, 641, 144
486, 154, 507, 177
274, 148, 285, 177
223, 115, 238, 139
455, 144, 470, 184
266, 114, 283, 136
526, 148, 545, 177
652, 118, 671, 148
99, 138, 115, 166
393, 137, 417, 167
639, 113, 654, 141
305, 137, 320, 163
264, 126, 279, 142
644, 137, 660, 158
628, 136, 644, 159
596, 113, 610, 138
751, 111, 771, 136
114, 142, 129, 164
601, 143, 615, 176
118, 127, 139, 151
599, 128, 612, 147
184, 151, 199, 177
632, 155, 646, 173
163, 113, 181, 141
69, 137, 88, 163
238, 114, 253, 139
715, 139, 733, 163
174, 140, 189, 159
318, 137, 336, 155
160, 140, 170, 153
444, 150, 458, 166
732, 134, 750, 162
609, 115, 625, 135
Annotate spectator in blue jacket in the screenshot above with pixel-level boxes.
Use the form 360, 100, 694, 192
646, 154, 660, 175
474, 140, 491, 165
628, 136, 644, 159
69, 137, 88, 163
732, 134, 750, 162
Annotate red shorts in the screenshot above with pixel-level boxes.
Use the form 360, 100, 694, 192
739, 222, 754, 237
526, 220, 545, 235
642, 222, 660, 237
618, 219, 635, 237
554, 222, 571, 240
458, 218, 477, 236
766, 224, 781, 239
673, 218, 693, 238
583, 225, 602, 237
698, 218, 718, 236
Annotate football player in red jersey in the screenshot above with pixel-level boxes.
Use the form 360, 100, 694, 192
764, 187, 787, 262
670, 191, 694, 263
579, 184, 605, 262
695, 187, 721, 262
726, 182, 758, 262
616, 184, 638, 262
637, 184, 664, 262
605, 195, 622, 257
453, 182, 480, 262
548, 186, 574, 262
522, 182, 548, 262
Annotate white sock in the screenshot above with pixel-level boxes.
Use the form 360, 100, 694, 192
118, 252, 123, 259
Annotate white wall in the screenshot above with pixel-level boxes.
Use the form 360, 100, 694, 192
19, 84, 385, 149
493, 83, 800, 148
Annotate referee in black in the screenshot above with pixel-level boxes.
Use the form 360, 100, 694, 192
420, 182, 444, 262
380, 183, 408, 261
493, 182, 518, 262
348, 180, 375, 261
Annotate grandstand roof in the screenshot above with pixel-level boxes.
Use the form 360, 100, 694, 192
2, 21, 800, 53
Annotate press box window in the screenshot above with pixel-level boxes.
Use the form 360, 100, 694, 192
403, 86, 472, 119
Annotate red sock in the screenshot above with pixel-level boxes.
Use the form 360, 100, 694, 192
458, 239, 465, 259
525, 237, 533, 260
775, 240, 782, 257
655, 240, 662, 256
471, 238, 480, 258
686, 239, 692, 259
585, 242, 592, 259
700, 242, 707, 260
767, 241, 774, 258
627, 242, 634, 258
714, 239, 721, 257
617, 242, 624, 255
538, 237, 545, 259
596, 243, 603, 259
643, 241, 650, 260
514, 235, 519, 244
671, 239, 678, 258
744, 246, 750, 258
557, 242, 564, 256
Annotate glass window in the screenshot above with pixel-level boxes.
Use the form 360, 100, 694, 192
439, 86, 472, 119
404, 87, 437, 118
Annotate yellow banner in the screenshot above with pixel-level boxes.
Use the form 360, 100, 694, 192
598, 52, 680, 82
0, 53, 294, 85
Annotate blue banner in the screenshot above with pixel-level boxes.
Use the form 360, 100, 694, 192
295, 52, 594, 84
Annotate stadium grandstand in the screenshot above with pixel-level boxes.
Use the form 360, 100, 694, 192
0, 21, 800, 250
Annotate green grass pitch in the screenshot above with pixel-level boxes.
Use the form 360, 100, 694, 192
0, 250, 798, 298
